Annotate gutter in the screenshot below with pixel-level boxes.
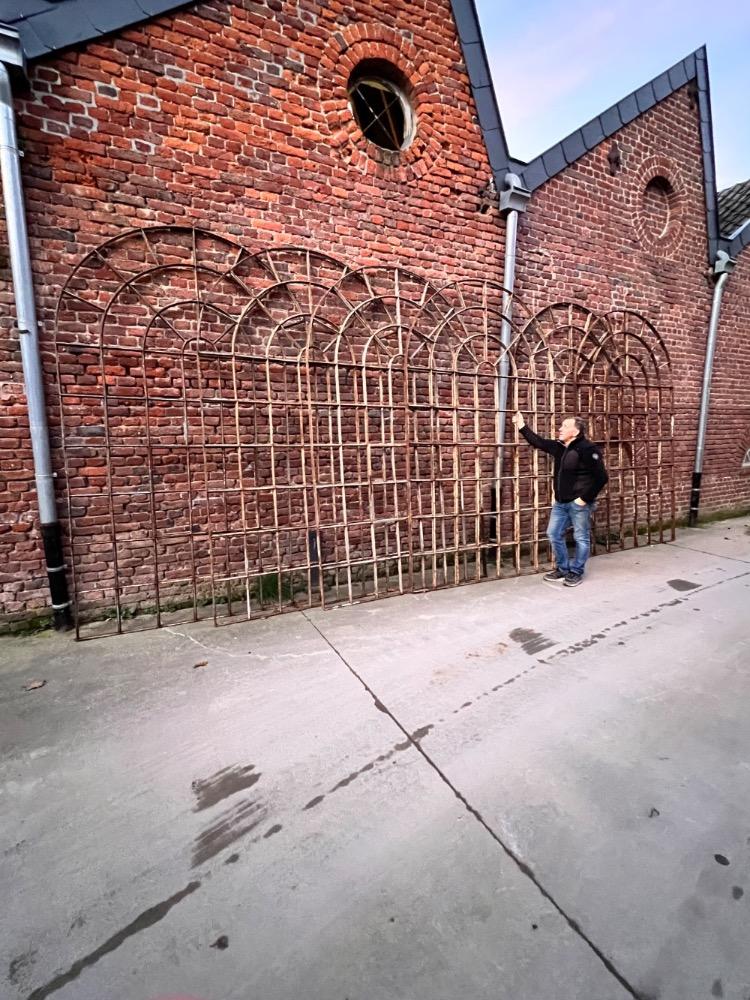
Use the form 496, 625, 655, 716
688, 250, 736, 527
0, 26, 72, 629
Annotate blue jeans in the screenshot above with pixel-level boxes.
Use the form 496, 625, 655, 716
546, 500, 593, 577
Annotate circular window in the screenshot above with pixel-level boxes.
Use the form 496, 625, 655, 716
347, 61, 415, 152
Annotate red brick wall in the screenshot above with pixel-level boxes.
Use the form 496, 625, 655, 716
514, 86, 725, 520
0, 0, 505, 623
700, 248, 750, 511
2, 1, 748, 625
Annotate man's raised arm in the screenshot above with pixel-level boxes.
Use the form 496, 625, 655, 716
511, 411, 560, 456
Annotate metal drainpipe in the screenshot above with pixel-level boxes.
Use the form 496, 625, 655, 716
688, 250, 736, 527
0, 31, 72, 629
496, 172, 531, 476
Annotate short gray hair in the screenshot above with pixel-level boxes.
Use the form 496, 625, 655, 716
565, 415, 586, 436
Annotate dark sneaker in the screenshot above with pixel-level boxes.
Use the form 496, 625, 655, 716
543, 569, 567, 582
563, 572, 583, 587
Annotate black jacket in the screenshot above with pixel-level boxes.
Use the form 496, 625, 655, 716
520, 426, 608, 504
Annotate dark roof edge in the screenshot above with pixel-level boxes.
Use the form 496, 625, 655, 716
0, 1, 733, 264
517, 46, 721, 263
0, 2, 192, 63
5, 0, 524, 190
725, 221, 750, 259
695, 48, 721, 262
447, 0, 525, 185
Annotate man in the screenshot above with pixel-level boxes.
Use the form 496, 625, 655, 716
511, 411, 608, 587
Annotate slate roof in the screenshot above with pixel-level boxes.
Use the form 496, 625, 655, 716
0, 0, 189, 59
517, 48, 721, 262
717, 177, 750, 259
718, 179, 750, 237
0, 0, 742, 260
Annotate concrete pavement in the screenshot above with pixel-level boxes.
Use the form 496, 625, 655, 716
1, 517, 749, 1000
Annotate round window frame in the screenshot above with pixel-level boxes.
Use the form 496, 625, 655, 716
347, 63, 416, 154
632, 158, 686, 258
316, 26, 444, 182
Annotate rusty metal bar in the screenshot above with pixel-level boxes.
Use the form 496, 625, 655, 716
53, 228, 677, 637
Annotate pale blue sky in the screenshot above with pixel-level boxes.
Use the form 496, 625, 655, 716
475, 0, 750, 189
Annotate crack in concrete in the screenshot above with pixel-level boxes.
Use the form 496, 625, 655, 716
296, 564, 750, 997
163, 626, 248, 659
163, 626, 328, 663
21, 551, 749, 1000
302, 611, 645, 1000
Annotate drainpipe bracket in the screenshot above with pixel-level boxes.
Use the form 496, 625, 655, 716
499, 172, 531, 217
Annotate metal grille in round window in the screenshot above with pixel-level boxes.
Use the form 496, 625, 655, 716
348, 73, 414, 151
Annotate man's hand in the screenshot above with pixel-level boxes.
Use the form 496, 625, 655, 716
573, 498, 587, 507
511, 411, 525, 430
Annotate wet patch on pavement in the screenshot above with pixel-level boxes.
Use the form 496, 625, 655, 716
303, 725, 434, 812
192, 764, 260, 811
192, 799, 267, 867
509, 628, 557, 656
24, 880, 200, 1000
8, 948, 36, 988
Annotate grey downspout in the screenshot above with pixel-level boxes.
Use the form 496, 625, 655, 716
0, 29, 72, 629
688, 250, 735, 527
496, 172, 531, 477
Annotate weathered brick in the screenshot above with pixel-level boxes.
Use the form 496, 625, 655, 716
1, 0, 748, 625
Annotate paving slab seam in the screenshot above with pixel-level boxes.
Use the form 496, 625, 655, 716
301, 611, 645, 1000
666, 541, 750, 565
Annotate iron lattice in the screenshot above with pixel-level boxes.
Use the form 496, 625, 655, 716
53, 227, 675, 637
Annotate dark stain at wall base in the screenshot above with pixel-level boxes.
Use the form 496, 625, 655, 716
509, 627, 557, 655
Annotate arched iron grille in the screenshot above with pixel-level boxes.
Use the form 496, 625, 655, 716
53, 227, 675, 637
